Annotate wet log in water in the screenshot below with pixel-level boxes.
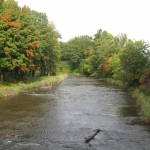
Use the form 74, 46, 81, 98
84, 129, 101, 143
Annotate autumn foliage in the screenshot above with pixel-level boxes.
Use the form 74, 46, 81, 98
21, 67, 30, 73
8, 21, 14, 27
0, 0, 61, 78
5, 51, 9, 56
30, 42, 35, 47
102, 64, 107, 75
26, 50, 34, 57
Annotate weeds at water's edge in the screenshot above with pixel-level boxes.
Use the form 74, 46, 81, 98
106, 78, 150, 125
131, 89, 150, 124
0, 74, 68, 98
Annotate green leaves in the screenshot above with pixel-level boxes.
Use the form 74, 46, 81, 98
0, 0, 61, 80
120, 40, 150, 86
62, 36, 94, 71
92, 30, 115, 76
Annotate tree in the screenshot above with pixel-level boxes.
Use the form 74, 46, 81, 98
92, 30, 114, 76
102, 33, 128, 77
111, 54, 122, 80
63, 36, 94, 72
0, 0, 61, 81
120, 40, 150, 87
0, 0, 4, 8
44, 22, 61, 76
79, 46, 95, 75
0, 0, 22, 80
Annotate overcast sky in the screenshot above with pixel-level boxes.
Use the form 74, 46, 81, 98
17, 0, 150, 42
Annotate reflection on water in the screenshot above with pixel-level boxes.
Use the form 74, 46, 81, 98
0, 77, 150, 150
117, 106, 139, 117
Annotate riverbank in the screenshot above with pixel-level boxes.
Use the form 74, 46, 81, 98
1, 76, 149, 150
106, 78, 150, 124
0, 74, 68, 98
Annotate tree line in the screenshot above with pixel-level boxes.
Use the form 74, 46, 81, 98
61, 29, 150, 92
0, 0, 61, 81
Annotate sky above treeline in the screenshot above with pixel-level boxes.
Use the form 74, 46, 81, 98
17, 0, 150, 42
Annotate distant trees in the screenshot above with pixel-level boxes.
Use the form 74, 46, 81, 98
61, 35, 94, 73
62, 29, 150, 90
0, 0, 61, 81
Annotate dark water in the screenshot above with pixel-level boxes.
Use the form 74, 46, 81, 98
0, 77, 150, 150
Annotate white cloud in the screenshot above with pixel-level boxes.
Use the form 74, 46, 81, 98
17, 0, 150, 42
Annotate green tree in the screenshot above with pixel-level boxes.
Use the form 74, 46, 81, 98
45, 22, 61, 76
63, 36, 94, 72
102, 33, 128, 77
79, 46, 95, 75
111, 54, 122, 80
0, 0, 61, 81
120, 40, 150, 87
0, 0, 4, 7
92, 29, 114, 76
0, 0, 22, 80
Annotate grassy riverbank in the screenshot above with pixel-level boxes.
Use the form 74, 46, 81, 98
106, 78, 150, 124
131, 89, 150, 124
0, 74, 68, 98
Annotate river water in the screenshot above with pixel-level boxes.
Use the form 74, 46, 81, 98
0, 77, 150, 150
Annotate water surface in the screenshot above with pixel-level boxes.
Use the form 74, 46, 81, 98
0, 77, 150, 150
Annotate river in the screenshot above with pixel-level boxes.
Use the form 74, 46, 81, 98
0, 76, 150, 150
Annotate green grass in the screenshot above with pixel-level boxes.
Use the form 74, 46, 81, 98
0, 73, 68, 98
105, 78, 125, 88
132, 88, 150, 124
106, 77, 150, 124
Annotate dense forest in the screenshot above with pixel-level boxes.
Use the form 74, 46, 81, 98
0, 0, 150, 123
0, 0, 61, 81
61, 31, 150, 89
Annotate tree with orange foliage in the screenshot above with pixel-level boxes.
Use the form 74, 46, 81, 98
0, 0, 61, 80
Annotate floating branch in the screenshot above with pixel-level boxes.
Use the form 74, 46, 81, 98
84, 129, 101, 143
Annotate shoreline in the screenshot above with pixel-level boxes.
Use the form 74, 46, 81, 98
0, 74, 68, 98
105, 78, 150, 124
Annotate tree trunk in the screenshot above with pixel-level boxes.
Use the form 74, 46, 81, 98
32, 70, 35, 77
14, 67, 19, 79
0, 74, 3, 82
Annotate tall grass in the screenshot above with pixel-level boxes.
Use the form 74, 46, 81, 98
132, 89, 150, 124
0, 74, 68, 98
106, 77, 150, 124
106, 78, 125, 88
